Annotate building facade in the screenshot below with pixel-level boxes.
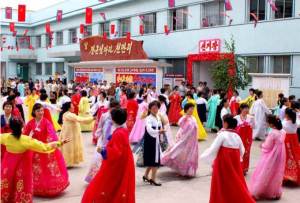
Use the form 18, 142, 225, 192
0, 0, 300, 97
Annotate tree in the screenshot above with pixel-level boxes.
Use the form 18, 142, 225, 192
210, 36, 250, 92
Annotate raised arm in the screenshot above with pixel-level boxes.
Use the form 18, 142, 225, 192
200, 133, 224, 165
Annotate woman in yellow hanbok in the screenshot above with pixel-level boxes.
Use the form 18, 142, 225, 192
78, 90, 95, 132
181, 92, 207, 140
24, 88, 39, 121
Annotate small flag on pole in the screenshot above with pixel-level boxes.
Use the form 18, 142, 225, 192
80, 24, 85, 34
18, 4, 26, 22
100, 12, 106, 21
86, 8, 93, 24
225, 0, 232, 11
9, 22, 15, 32
57, 10, 63, 22
139, 25, 144, 35
5, 7, 12, 19
110, 24, 115, 35
168, 0, 175, 8
45, 23, 51, 33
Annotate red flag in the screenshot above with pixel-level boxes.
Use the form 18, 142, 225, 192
23, 29, 29, 36
18, 5, 26, 22
100, 12, 106, 21
57, 10, 63, 22
164, 25, 170, 35
85, 8, 93, 24
5, 7, 12, 19
126, 32, 131, 40
268, 0, 278, 12
225, 0, 232, 11
139, 24, 144, 35
9, 22, 15, 32
139, 15, 145, 21
80, 24, 85, 34
99, 0, 106, 2
45, 23, 51, 33
110, 24, 115, 35
103, 32, 107, 39
168, 0, 175, 8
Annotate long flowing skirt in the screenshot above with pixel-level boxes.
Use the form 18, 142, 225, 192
236, 125, 253, 173
206, 104, 217, 129
32, 150, 69, 197
129, 117, 146, 143
249, 141, 286, 199
284, 133, 300, 185
210, 147, 255, 203
168, 102, 181, 125
197, 104, 206, 123
161, 131, 198, 176
79, 112, 94, 132
92, 107, 108, 145
143, 130, 160, 167
85, 148, 103, 183
126, 111, 137, 134
230, 101, 240, 116
1, 151, 33, 203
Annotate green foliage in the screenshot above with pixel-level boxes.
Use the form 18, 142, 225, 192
210, 36, 250, 91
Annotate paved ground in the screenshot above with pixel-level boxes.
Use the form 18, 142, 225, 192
35, 127, 300, 203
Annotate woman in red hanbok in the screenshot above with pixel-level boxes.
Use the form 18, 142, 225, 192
1, 101, 14, 161
235, 104, 254, 174
229, 90, 241, 116
71, 88, 81, 115
201, 114, 255, 203
168, 87, 182, 125
282, 108, 300, 185
23, 103, 69, 197
126, 92, 138, 133
82, 108, 135, 203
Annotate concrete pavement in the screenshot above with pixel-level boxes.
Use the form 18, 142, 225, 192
35, 127, 300, 203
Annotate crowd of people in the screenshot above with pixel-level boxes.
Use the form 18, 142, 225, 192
1, 77, 300, 203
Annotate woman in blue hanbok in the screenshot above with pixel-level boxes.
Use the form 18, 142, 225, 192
206, 90, 220, 130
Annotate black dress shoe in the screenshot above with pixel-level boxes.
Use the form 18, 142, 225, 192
149, 179, 162, 186
142, 176, 149, 182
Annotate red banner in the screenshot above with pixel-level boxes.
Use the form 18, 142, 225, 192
116, 67, 156, 73
75, 68, 103, 72
57, 10, 63, 22
116, 74, 156, 86
80, 37, 148, 61
18, 4, 26, 22
9, 22, 15, 32
85, 7, 93, 24
5, 7, 12, 19
199, 39, 221, 53
168, 0, 175, 8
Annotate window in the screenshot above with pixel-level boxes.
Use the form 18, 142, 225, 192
56, 31, 63, 46
36, 63, 42, 75
99, 22, 110, 37
16, 36, 30, 48
169, 7, 188, 31
165, 58, 186, 76
0, 35, 3, 47
36, 36, 41, 48
249, 0, 265, 21
142, 13, 156, 34
45, 34, 52, 47
246, 56, 264, 73
275, 0, 293, 19
84, 25, 92, 37
55, 62, 64, 74
119, 18, 131, 37
69, 28, 77, 44
201, 1, 225, 27
273, 56, 291, 73
45, 63, 52, 75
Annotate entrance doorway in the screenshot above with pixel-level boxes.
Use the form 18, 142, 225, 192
192, 61, 214, 88
17, 63, 29, 81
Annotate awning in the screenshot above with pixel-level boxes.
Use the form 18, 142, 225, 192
8, 54, 37, 61
47, 51, 80, 61
67, 59, 173, 68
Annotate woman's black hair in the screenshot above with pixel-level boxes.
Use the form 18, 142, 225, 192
128, 92, 136, 99
148, 101, 161, 111
81, 90, 87, 97
219, 98, 228, 109
238, 103, 249, 115
173, 86, 178, 91
279, 97, 288, 108
256, 90, 263, 98
99, 91, 107, 98
277, 93, 285, 105
184, 103, 195, 113
111, 108, 127, 125
197, 91, 204, 98
58, 102, 71, 124
9, 118, 23, 139
234, 90, 239, 96
266, 114, 282, 130
285, 108, 296, 124
291, 101, 300, 110
40, 89, 46, 94
3, 101, 13, 110
139, 88, 145, 98
109, 100, 120, 109
288, 95, 296, 101
40, 93, 48, 101
186, 91, 193, 98
31, 103, 43, 118
223, 114, 237, 129
6, 95, 16, 102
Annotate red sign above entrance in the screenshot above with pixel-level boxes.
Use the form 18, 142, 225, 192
80, 36, 148, 61
199, 39, 221, 53
116, 67, 156, 73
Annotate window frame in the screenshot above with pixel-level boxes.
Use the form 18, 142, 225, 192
69, 28, 77, 44
273, 0, 294, 19
36, 63, 42, 75
142, 13, 157, 34
201, 1, 225, 28
246, 56, 265, 74
119, 18, 131, 37
45, 63, 53, 75
273, 55, 291, 74
84, 25, 93, 37
248, 0, 266, 22
168, 7, 188, 31
56, 31, 64, 46
99, 22, 110, 37
36, 35, 42, 48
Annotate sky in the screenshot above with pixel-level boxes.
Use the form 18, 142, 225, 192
0, 0, 66, 11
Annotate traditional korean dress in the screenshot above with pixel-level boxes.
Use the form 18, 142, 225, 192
129, 101, 148, 143
250, 98, 271, 140
282, 120, 300, 185
24, 94, 39, 120
22, 117, 69, 197
235, 114, 254, 173
60, 111, 94, 167
168, 92, 182, 125
161, 115, 198, 177
196, 97, 207, 123
240, 95, 255, 108
35, 100, 61, 131
79, 96, 94, 131
82, 127, 135, 203
206, 94, 220, 129
279, 105, 288, 121
0, 114, 13, 161
229, 96, 241, 116
91, 99, 109, 145
159, 103, 174, 150
0, 133, 60, 203
71, 93, 81, 115
126, 99, 139, 133
85, 112, 113, 183
181, 98, 207, 140
201, 130, 255, 203
249, 129, 286, 200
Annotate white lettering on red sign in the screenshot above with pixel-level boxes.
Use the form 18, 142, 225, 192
199, 39, 221, 53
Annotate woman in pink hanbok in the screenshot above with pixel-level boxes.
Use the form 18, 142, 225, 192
129, 95, 148, 143
23, 103, 69, 197
249, 115, 286, 200
161, 103, 198, 177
